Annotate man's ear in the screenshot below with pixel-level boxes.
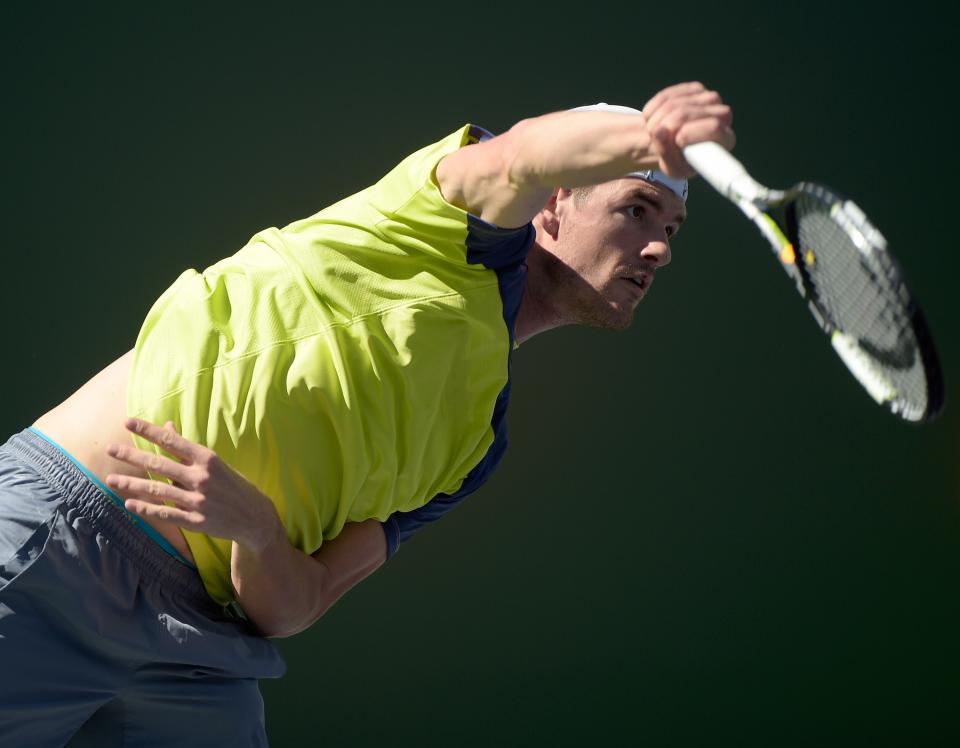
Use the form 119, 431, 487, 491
537, 188, 569, 240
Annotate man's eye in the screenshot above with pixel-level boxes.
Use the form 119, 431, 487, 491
628, 205, 644, 219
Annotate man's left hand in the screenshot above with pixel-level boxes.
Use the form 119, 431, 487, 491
105, 418, 284, 553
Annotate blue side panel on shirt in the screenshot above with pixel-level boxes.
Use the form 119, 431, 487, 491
383, 214, 533, 557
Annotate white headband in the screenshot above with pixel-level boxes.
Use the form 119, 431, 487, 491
570, 103, 689, 203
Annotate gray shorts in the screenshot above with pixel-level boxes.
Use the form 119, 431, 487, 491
0, 429, 286, 747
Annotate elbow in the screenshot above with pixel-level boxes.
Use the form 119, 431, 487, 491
240, 608, 304, 639
251, 601, 329, 639
235, 580, 332, 640
254, 622, 291, 639
258, 622, 306, 639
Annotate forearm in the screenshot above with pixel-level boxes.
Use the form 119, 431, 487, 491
440, 110, 658, 227
104, 419, 389, 638
507, 111, 656, 190
231, 518, 387, 638
437, 83, 732, 228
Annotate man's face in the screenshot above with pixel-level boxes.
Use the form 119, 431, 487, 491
538, 178, 686, 331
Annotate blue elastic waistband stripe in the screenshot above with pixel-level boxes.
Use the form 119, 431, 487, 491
27, 427, 197, 569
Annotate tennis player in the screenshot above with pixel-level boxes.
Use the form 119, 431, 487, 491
0, 82, 733, 746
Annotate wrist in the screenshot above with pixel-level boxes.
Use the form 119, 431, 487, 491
238, 504, 286, 555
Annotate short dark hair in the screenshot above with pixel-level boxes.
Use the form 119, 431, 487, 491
570, 185, 597, 205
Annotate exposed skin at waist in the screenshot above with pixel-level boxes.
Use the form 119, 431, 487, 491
32, 350, 196, 564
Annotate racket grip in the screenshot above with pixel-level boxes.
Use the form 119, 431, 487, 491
682, 141, 760, 202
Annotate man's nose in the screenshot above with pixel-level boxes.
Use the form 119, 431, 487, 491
641, 238, 671, 268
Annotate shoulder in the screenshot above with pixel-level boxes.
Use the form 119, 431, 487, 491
435, 117, 550, 229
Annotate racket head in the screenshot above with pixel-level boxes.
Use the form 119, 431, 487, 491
777, 182, 944, 421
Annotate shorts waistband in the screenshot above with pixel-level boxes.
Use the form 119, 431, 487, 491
5, 428, 217, 613
28, 426, 195, 568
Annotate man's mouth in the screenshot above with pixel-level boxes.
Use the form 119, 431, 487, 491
621, 271, 654, 292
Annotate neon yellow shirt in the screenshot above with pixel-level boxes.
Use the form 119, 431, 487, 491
127, 125, 531, 604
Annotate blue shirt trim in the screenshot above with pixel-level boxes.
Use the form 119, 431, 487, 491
27, 426, 197, 569
382, 212, 532, 558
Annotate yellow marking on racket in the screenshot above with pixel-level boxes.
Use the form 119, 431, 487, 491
759, 214, 796, 264
805, 249, 816, 265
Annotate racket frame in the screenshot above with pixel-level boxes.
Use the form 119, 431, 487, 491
681, 141, 942, 421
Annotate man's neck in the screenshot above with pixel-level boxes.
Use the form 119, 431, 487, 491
514, 243, 571, 344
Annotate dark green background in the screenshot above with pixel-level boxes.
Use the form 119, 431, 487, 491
3, 3, 957, 745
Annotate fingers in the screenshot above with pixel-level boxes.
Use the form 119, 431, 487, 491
676, 120, 736, 151
643, 81, 709, 116
105, 473, 202, 510
645, 102, 733, 141
639, 81, 736, 177
106, 442, 194, 485
123, 417, 205, 464
122, 498, 204, 529
649, 128, 690, 178
644, 92, 730, 134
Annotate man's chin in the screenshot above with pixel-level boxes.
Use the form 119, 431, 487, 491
604, 313, 635, 332
577, 303, 635, 332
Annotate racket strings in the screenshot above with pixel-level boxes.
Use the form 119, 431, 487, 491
797, 211, 908, 348
790, 190, 929, 411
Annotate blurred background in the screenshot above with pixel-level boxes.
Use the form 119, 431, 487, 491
2, 2, 957, 745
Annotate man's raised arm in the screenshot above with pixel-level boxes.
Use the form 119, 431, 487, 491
435, 81, 734, 228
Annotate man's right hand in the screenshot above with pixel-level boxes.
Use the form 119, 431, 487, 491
642, 81, 735, 178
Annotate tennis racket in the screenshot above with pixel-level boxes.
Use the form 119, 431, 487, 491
682, 141, 944, 422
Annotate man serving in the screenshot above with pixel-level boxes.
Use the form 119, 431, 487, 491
0, 82, 733, 746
